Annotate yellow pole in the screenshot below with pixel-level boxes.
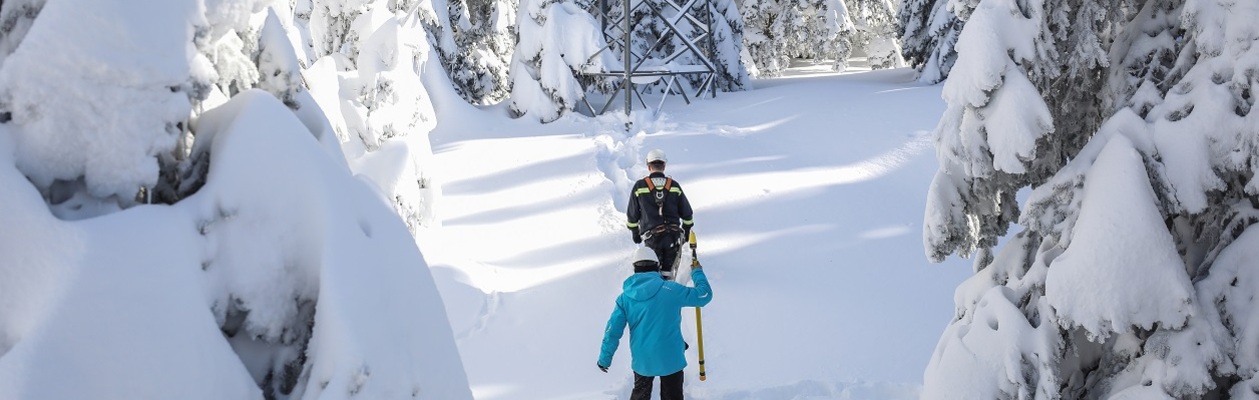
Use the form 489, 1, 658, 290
689, 231, 707, 381
695, 307, 706, 381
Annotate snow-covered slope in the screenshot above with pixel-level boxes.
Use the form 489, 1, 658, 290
419, 63, 972, 399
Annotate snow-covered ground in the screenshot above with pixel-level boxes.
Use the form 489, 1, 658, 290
417, 63, 973, 399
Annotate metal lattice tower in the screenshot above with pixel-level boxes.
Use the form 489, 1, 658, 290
581, 0, 721, 115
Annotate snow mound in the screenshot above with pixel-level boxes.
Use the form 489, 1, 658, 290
0, 91, 471, 400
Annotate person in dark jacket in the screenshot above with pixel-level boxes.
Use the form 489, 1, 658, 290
598, 247, 712, 400
627, 149, 694, 280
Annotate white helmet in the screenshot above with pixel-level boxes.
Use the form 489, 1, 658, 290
645, 149, 667, 163
632, 246, 658, 264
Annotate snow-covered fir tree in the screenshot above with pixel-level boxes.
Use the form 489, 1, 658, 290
449, 0, 514, 104
255, 9, 306, 109
897, 0, 964, 83
0, 0, 470, 398
353, 5, 437, 151
742, 0, 900, 75
847, 0, 903, 70
741, 0, 789, 76
507, 0, 611, 122
0, 0, 213, 211
286, 0, 445, 233
710, 0, 754, 91
922, 0, 1259, 396
0, 0, 47, 67
308, 0, 371, 60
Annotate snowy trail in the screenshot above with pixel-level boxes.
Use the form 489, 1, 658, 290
418, 67, 973, 399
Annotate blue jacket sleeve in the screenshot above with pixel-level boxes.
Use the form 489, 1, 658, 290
679, 269, 712, 307
598, 297, 629, 367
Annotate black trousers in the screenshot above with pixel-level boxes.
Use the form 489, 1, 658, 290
645, 232, 681, 280
632, 369, 684, 400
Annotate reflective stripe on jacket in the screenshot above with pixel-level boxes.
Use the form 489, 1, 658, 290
626, 172, 694, 232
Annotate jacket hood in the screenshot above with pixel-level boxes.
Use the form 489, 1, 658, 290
623, 272, 664, 301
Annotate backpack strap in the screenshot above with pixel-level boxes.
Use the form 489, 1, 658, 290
644, 176, 673, 217
644, 176, 673, 192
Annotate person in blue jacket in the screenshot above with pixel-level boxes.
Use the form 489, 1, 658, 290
598, 246, 713, 400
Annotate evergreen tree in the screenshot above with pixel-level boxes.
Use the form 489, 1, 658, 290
448, 0, 516, 104
0, 0, 46, 67
897, 0, 963, 82
923, 0, 1259, 396
741, 0, 789, 76
206, 30, 261, 98
0, 0, 211, 209
847, 0, 902, 70
507, 0, 611, 122
710, 0, 753, 90
811, 0, 856, 71
309, 0, 372, 61
355, 8, 436, 150
742, 0, 898, 75
254, 9, 305, 109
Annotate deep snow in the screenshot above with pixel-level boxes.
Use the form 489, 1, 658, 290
418, 62, 973, 399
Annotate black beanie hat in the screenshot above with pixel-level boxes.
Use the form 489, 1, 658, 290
633, 260, 659, 273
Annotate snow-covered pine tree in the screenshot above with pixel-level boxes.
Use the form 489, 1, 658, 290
710, 0, 754, 91
206, 30, 261, 99
922, 0, 1054, 267
480, 0, 519, 69
446, 0, 516, 104
778, 0, 816, 61
403, 0, 511, 104
741, 0, 788, 76
354, 7, 436, 151
743, 0, 903, 74
0, 0, 212, 212
923, 0, 1259, 396
847, 0, 903, 70
507, 0, 612, 122
813, 0, 856, 71
254, 9, 305, 109
309, 0, 380, 62
897, 0, 963, 83
0, 0, 46, 67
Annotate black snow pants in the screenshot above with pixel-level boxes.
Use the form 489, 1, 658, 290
645, 229, 681, 280
632, 369, 684, 400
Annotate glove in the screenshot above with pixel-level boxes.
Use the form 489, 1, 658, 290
630, 227, 642, 244
598, 363, 608, 373
682, 224, 692, 241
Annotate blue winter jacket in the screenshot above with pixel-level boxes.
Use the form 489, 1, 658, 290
598, 269, 712, 377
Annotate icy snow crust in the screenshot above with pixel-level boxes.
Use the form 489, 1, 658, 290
0, 91, 471, 399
